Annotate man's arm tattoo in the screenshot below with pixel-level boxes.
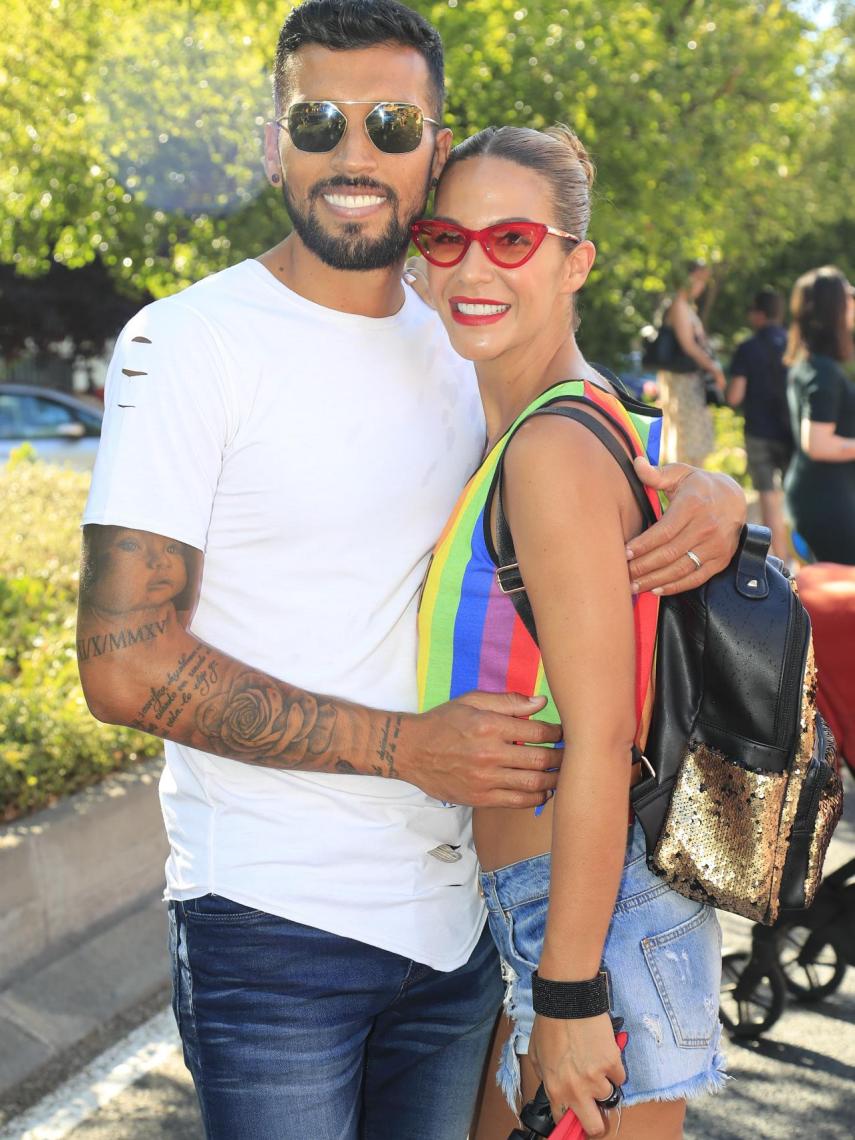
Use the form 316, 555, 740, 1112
130, 643, 218, 734
77, 619, 168, 660
376, 714, 402, 779
194, 666, 337, 767
78, 524, 385, 776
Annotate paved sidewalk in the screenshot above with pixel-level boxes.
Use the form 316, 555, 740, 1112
0, 898, 170, 1126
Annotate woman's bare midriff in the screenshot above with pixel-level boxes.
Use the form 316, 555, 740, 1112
473, 799, 555, 872
474, 762, 641, 872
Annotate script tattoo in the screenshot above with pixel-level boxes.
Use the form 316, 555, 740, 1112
195, 670, 337, 766
77, 619, 168, 661
375, 714, 402, 778
130, 644, 219, 735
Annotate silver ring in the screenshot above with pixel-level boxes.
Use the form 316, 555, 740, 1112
686, 549, 702, 571
594, 1079, 623, 1110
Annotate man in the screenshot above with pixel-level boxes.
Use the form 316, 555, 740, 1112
77, 2, 745, 1136
727, 286, 793, 560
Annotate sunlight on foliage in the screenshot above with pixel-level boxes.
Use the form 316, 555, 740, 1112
0, 461, 161, 820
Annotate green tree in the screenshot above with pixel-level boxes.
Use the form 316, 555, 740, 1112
2, 1, 853, 362
424, 0, 839, 353
1, 0, 282, 299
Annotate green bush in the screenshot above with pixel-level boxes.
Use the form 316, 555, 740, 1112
706, 405, 750, 489
0, 455, 161, 821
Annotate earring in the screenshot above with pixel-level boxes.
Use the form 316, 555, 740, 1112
271, 173, 281, 184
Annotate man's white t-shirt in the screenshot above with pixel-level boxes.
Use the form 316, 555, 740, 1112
84, 259, 488, 970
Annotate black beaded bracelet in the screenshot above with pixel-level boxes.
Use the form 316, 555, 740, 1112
531, 968, 610, 1019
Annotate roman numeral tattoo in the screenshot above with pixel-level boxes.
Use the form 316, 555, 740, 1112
77, 619, 168, 660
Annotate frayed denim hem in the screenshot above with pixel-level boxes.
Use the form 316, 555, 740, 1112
620, 1044, 729, 1108
497, 1030, 728, 1113
496, 957, 530, 1112
497, 1036, 522, 1114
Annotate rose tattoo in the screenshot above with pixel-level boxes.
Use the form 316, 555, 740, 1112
198, 672, 336, 764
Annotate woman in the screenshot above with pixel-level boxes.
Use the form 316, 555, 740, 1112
783, 266, 855, 564
657, 261, 726, 466
414, 126, 725, 1140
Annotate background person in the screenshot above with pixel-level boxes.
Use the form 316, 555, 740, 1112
784, 265, 855, 565
416, 125, 724, 1140
727, 287, 793, 560
658, 260, 726, 466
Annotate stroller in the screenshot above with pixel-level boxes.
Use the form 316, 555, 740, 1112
719, 855, 855, 1039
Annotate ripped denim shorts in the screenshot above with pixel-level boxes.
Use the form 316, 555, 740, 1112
479, 820, 727, 1110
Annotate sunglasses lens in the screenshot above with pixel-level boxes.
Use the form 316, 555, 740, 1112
413, 223, 467, 265
287, 102, 347, 152
365, 103, 425, 153
488, 224, 543, 266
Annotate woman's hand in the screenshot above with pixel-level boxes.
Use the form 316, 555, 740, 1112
528, 1012, 626, 1138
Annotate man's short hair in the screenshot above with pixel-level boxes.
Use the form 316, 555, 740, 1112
274, 0, 445, 116
750, 286, 785, 323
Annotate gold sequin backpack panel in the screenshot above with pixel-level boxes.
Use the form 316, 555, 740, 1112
494, 402, 843, 925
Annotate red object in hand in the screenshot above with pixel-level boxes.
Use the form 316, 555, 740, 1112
550, 1029, 630, 1140
551, 1110, 587, 1140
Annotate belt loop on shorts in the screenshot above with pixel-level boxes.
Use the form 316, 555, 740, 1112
479, 870, 503, 913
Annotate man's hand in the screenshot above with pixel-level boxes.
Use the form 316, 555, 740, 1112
626, 458, 746, 595
397, 691, 562, 808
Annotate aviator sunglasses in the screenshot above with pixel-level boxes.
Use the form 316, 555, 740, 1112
277, 100, 440, 154
410, 219, 580, 269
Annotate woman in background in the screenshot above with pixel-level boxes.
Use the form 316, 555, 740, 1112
657, 261, 726, 466
784, 265, 855, 564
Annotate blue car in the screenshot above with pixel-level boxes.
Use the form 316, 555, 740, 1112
0, 384, 103, 470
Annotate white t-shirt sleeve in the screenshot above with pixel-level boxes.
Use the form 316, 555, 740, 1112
84, 297, 236, 552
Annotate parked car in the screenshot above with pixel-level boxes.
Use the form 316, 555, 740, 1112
0, 383, 102, 470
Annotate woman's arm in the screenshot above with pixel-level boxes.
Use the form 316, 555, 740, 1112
801, 419, 855, 462
670, 296, 726, 390
502, 413, 641, 1135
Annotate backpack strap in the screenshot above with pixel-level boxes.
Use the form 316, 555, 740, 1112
494, 402, 658, 643
492, 401, 662, 758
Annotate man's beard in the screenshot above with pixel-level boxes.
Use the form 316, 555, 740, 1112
281, 177, 426, 271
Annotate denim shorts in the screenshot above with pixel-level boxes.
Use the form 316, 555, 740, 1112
479, 820, 727, 1110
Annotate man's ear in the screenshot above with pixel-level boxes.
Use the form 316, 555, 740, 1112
559, 240, 596, 297
430, 127, 453, 184
263, 121, 284, 186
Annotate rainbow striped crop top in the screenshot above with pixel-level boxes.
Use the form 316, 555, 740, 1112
417, 379, 663, 746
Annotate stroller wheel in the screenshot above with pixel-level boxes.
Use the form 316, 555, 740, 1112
778, 926, 847, 1002
720, 951, 786, 1039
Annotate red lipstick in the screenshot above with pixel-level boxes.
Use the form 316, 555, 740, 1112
449, 296, 511, 326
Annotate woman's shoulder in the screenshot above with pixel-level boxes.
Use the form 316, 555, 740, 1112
505, 389, 636, 489
803, 354, 847, 385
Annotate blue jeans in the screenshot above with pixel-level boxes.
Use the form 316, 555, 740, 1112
168, 896, 502, 1139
